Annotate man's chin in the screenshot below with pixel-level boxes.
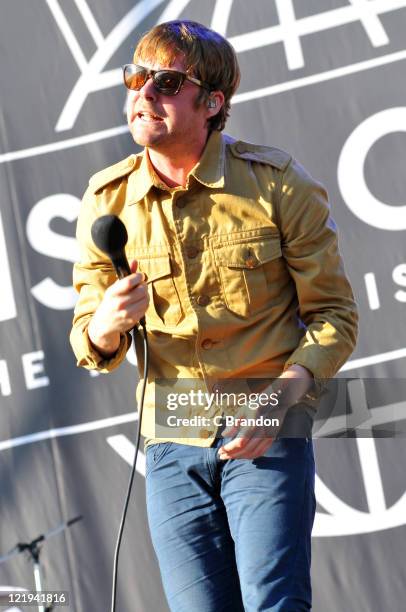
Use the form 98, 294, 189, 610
129, 122, 166, 146
130, 130, 162, 148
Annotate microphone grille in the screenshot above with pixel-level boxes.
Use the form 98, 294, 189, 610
91, 215, 128, 256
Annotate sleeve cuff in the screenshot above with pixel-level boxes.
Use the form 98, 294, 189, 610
75, 325, 132, 372
283, 345, 336, 406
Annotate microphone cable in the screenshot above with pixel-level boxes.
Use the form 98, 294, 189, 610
110, 318, 149, 612
89, 213, 150, 610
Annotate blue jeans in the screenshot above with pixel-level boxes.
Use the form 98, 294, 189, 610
145, 437, 316, 611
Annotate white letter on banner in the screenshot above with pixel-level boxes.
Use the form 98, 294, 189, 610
0, 360, 12, 396
338, 107, 406, 230
393, 263, 406, 303
26, 194, 80, 309
22, 351, 50, 390
0, 211, 17, 322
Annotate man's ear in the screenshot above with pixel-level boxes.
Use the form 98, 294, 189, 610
206, 90, 225, 116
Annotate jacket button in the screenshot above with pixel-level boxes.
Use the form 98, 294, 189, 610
245, 255, 258, 268
186, 246, 199, 258
176, 199, 186, 208
199, 429, 213, 439
201, 338, 213, 350
197, 295, 210, 306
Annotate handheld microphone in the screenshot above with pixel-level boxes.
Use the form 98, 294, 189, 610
91, 214, 145, 326
91, 214, 131, 279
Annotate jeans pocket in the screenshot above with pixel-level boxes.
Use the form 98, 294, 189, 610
145, 442, 174, 477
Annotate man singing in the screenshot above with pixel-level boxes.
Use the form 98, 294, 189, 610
70, 20, 358, 611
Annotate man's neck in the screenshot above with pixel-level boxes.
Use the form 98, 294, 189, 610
147, 133, 209, 188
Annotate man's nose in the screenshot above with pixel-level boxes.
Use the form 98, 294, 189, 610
139, 75, 157, 100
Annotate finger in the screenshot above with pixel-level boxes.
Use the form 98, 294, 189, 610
115, 299, 149, 327
113, 272, 145, 294
219, 434, 251, 456
116, 285, 148, 309
220, 436, 273, 460
130, 260, 138, 274
113, 297, 149, 330
234, 442, 273, 460
246, 438, 275, 458
219, 424, 266, 454
222, 436, 273, 459
126, 298, 150, 321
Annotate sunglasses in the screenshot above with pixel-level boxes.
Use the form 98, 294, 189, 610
123, 64, 211, 96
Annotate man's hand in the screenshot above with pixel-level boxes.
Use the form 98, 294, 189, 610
218, 365, 314, 460
87, 260, 149, 357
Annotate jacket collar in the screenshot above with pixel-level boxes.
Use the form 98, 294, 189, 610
190, 130, 225, 189
127, 150, 156, 205
127, 130, 226, 205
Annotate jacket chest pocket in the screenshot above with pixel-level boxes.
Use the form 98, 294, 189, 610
213, 235, 282, 317
135, 254, 183, 327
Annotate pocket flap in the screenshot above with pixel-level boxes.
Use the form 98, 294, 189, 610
213, 237, 282, 268
136, 254, 172, 283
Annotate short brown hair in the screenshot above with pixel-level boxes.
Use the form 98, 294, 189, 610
133, 20, 240, 132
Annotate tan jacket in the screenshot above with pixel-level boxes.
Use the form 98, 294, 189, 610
70, 130, 358, 446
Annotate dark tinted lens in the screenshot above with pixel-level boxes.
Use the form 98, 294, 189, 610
123, 65, 147, 90
153, 71, 184, 94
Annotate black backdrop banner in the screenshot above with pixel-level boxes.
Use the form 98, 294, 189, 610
1, 1, 406, 610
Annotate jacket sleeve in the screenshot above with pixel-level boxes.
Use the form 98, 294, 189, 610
275, 158, 358, 386
69, 186, 131, 372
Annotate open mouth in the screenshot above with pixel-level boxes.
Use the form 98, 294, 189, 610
137, 111, 163, 122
